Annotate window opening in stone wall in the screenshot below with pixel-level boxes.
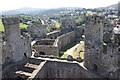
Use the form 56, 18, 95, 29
24, 53, 27, 58
93, 64, 98, 71
39, 52, 45, 55
103, 45, 107, 54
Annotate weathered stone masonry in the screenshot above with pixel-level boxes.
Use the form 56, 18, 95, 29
33, 39, 59, 56
84, 14, 120, 78
2, 17, 32, 67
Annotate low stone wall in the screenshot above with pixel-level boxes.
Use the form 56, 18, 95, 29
33, 39, 59, 56
56, 31, 76, 50
33, 39, 55, 45
33, 45, 59, 56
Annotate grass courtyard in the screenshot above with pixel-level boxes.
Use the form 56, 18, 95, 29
61, 41, 84, 59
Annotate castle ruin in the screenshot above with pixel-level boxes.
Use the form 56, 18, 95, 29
84, 14, 120, 78
1, 13, 120, 79
28, 24, 47, 40
2, 17, 32, 78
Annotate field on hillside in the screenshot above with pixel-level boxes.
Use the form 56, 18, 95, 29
0, 19, 28, 32
0, 19, 4, 31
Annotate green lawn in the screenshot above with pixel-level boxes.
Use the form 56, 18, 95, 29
61, 41, 84, 59
0, 19, 28, 32
20, 23, 28, 29
61, 54, 68, 58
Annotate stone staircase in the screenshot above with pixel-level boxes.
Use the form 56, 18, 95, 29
15, 58, 46, 79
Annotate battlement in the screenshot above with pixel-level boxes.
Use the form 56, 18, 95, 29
85, 14, 105, 23
2, 16, 20, 25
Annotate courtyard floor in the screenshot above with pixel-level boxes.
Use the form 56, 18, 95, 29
61, 41, 84, 59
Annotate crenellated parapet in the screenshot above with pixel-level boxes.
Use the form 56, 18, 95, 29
2, 17, 20, 25
85, 14, 105, 23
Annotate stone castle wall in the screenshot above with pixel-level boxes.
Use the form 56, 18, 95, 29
56, 31, 76, 50
33, 39, 59, 56
46, 30, 60, 39
2, 17, 32, 67
33, 60, 100, 78
0, 35, 2, 80
61, 18, 76, 34
2, 57, 101, 79
75, 27, 84, 39
33, 29, 83, 56
118, 1, 120, 17
28, 24, 47, 40
84, 14, 120, 78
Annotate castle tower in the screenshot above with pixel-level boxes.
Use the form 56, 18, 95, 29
84, 14, 104, 70
0, 35, 2, 80
2, 17, 32, 65
84, 14, 120, 78
61, 18, 76, 34
28, 24, 47, 40
84, 14, 105, 75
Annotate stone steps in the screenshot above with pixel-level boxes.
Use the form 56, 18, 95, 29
15, 58, 45, 79
18, 66, 35, 73
15, 70, 32, 78
29, 58, 45, 65
24, 63, 38, 69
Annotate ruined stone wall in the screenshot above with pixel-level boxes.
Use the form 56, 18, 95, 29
0, 35, 2, 80
46, 30, 60, 39
100, 43, 120, 78
84, 14, 120, 78
33, 39, 59, 56
118, 1, 120, 17
33, 45, 59, 56
61, 18, 76, 34
33, 30, 77, 56
2, 57, 101, 79
61, 18, 76, 29
28, 24, 47, 40
103, 22, 113, 33
84, 14, 105, 76
75, 27, 84, 39
34, 61, 100, 78
56, 31, 76, 50
2, 17, 32, 67
34, 39, 55, 45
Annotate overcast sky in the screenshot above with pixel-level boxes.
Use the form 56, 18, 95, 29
0, 0, 119, 11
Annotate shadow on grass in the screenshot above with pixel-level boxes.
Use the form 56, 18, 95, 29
60, 41, 77, 52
